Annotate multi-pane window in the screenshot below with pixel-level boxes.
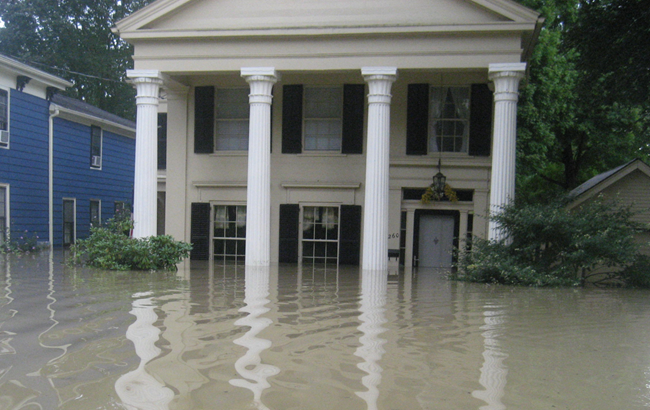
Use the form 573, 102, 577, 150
90, 200, 101, 228
213, 205, 246, 261
63, 199, 75, 246
302, 206, 339, 264
304, 87, 343, 151
90, 126, 102, 168
0, 89, 8, 148
429, 86, 470, 153
0, 186, 7, 245
215, 88, 249, 151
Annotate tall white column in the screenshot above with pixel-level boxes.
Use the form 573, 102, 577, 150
241, 68, 278, 267
488, 63, 525, 242
361, 67, 397, 271
127, 70, 163, 239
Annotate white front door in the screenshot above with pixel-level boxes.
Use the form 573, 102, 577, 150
418, 214, 455, 268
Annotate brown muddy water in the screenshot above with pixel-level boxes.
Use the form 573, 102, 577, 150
2, 252, 650, 410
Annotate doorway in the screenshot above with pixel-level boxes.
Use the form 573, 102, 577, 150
414, 211, 458, 268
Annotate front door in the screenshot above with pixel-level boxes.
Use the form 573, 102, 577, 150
417, 214, 455, 268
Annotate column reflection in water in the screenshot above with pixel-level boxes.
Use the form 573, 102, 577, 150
229, 266, 279, 410
115, 292, 174, 410
471, 306, 508, 410
355, 270, 388, 410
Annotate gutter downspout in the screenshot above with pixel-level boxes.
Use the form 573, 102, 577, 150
49, 105, 60, 250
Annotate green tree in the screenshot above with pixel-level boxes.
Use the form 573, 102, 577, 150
0, 0, 154, 120
515, 0, 650, 202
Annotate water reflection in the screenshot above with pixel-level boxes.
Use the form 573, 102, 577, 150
115, 292, 174, 409
355, 270, 388, 410
229, 266, 279, 409
471, 305, 508, 410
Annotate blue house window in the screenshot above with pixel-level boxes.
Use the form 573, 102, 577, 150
0, 89, 8, 148
90, 199, 101, 228
0, 186, 7, 245
90, 126, 102, 168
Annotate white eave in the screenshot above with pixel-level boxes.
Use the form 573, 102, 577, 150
50, 104, 136, 138
0, 54, 72, 90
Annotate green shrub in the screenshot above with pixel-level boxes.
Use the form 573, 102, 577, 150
455, 197, 648, 287
1, 229, 42, 255
70, 218, 192, 270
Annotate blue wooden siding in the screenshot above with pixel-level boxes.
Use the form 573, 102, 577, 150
52, 118, 135, 247
0, 90, 50, 241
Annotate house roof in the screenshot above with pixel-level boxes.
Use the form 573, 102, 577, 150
51, 94, 136, 134
568, 159, 650, 207
0, 54, 72, 90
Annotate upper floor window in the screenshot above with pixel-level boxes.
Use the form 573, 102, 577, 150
0, 89, 9, 148
303, 86, 343, 152
406, 83, 493, 157
215, 88, 250, 151
90, 126, 102, 168
282, 84, 365, 154
429, 86, 470, 153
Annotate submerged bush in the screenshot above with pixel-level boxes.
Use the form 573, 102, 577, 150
454, 197, 649, 287
1, 229, 42, 255
70, 218, 192, 270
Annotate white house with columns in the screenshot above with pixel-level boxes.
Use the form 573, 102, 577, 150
114, 0, 541, 269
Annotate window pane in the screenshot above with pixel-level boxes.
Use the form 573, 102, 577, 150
215, 88, 249, 151
429, 86, 470, 153
216, 88, 249, 119
304, 87, 342, 118
0, 89, 7, 131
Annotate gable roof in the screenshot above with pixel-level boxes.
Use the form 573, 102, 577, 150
568, 159, 650, 208
115, 0, 541, 38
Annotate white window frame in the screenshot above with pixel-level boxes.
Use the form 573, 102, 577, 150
428, 85, 471, 154
300, 204, 340, 265
0, 184, 9, 245
303, 86, 344, 153
211, 202, 247, 262
0, 87, 10, 149
63, 198, 76, 246
214, 87, 250, 152
90, 125, 102, 169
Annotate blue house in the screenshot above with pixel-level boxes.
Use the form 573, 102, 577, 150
0, 54, 135, 248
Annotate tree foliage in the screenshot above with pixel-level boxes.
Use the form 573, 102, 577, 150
515, 0, 650, 202
0, 0, 154, 120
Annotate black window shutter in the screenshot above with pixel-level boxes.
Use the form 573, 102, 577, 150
339, 205, 362, 265
342, 84, 365, 154
279, 204, 300, 263
282, 85, 303, 154
406, 84, 429, 155
469, 83, 493, 157
194, 86, 215, 154
190, 202, 210, 260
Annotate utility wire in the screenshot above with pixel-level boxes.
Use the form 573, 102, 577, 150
7, 53, 128, 85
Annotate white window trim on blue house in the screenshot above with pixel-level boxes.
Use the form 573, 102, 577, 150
0, 87, 10, 149
90, 125, 103, 169
0, 184, 9, 245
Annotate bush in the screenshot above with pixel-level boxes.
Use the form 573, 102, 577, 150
454, 197, 648, 287
70, 218, 192, 270
1, 229, 42, 255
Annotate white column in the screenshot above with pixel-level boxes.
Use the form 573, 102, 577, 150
488, 63, 525, 242
241, 68, 278, 267
127, 70, 164, 239
361, 67, 397, 271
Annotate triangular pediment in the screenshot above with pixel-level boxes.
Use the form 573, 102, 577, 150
117, 0, 539, 35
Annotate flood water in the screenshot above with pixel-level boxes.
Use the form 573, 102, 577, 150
2, 252, 650, 409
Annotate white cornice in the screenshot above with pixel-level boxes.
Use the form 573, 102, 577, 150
51, 105, 136, 138
118, 21, 539, 41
